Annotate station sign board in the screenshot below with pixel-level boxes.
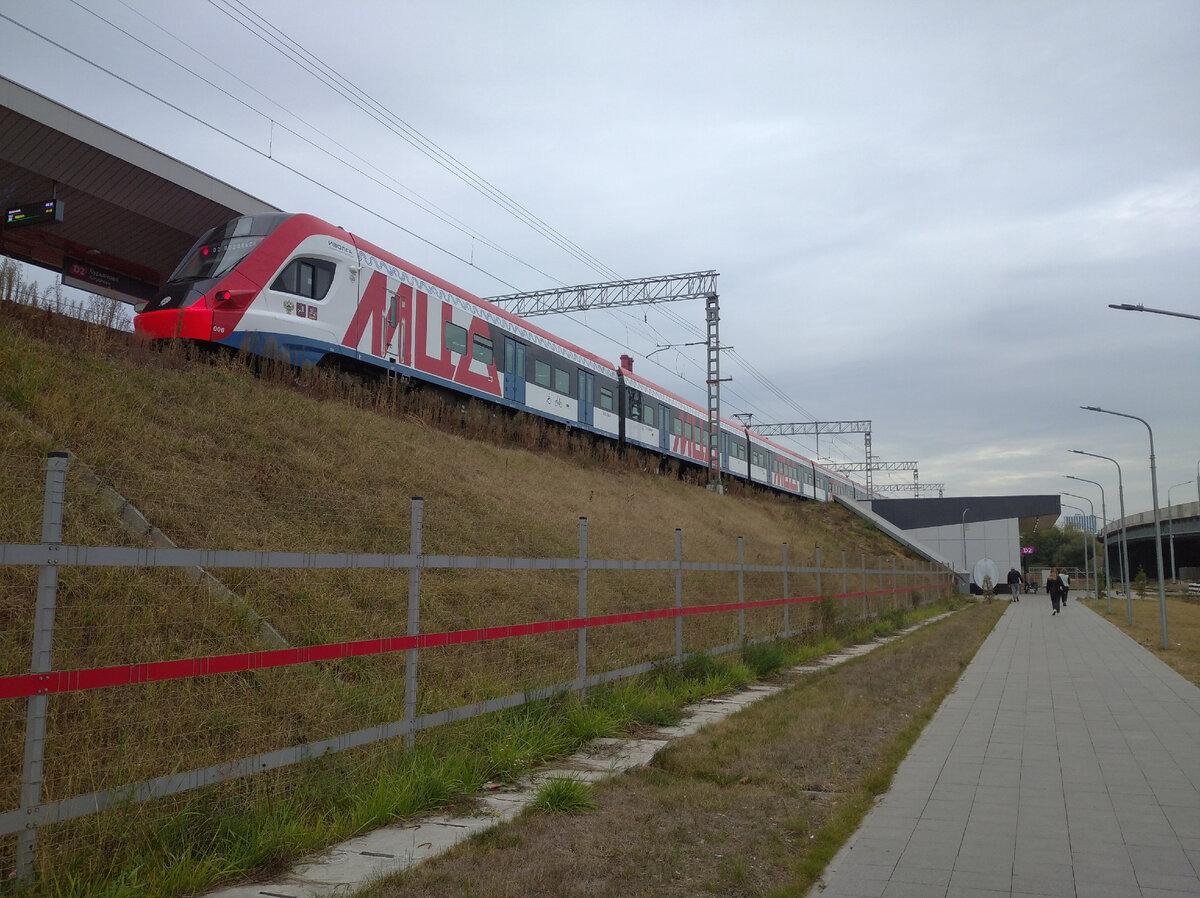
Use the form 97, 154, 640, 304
1020, 546, 1034, 555
63, 259, 156, 307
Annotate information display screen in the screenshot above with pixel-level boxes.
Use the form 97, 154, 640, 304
5, 199, 65, 229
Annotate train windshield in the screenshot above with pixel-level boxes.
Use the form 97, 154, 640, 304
165, 213, 289, 283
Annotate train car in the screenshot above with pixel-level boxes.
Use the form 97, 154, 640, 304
136, 212, 621, 440
136, 211, 869, 504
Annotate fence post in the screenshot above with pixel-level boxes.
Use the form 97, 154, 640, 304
675, 529, 683, 664
892, 557, 897, 610
815, 545, 823, 632
782, 542, 790, 639
17, 451, 69, 882
404, 497, 423, 749
841, 550, 848, 618
737, 536, 745, 644
861, 553, 868, 620
577, 517, 587, 695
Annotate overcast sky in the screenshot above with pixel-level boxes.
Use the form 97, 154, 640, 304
3, 0, 1198, 518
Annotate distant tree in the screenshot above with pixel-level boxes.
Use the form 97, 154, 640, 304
1134, 565, 1148, 598
0, 256, 18, 303
83, 294, 133, 330
1, 255, 132, 330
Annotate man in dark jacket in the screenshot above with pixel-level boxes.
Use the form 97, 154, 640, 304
1006, 568, 1022, 602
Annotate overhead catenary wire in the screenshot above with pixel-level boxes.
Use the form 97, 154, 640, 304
206, 0, 623, 283
6, 3, 876, 475
85, 0, 564, 288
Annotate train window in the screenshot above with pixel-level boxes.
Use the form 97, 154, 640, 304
672, 417, 682, 437
684, 421, 693, 442
174, 236, 264, 282
553, 367, 570, 394
533, 359, 551, 387
472, 334, 493, 365
599, 387, 614, 411
444, 321, 468, 355
270, 258, 335, 301
387, 296, 397, 327
643, 404, 654, 428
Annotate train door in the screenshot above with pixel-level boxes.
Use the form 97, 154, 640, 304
659, 405, 671, 451
577, 370, 595, 427
503, 338, 526, 404
386, 293, 405, 367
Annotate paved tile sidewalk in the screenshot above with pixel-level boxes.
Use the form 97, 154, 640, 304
810, 597, 1200, 897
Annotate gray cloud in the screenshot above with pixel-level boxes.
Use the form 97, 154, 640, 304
2, 0, 1196, 512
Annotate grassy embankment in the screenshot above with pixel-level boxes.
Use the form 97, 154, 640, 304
0, 300, 955, 897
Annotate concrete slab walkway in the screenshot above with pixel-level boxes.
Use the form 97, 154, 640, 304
810, 597, 1200, 897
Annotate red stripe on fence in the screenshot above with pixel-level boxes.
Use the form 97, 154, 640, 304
0, 583, 947, 699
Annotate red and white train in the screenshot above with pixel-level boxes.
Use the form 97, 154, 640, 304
135, 212, 868, 502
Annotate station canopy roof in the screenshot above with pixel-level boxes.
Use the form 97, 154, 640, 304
0, 75, 280, 308
867, 495, 1062, 535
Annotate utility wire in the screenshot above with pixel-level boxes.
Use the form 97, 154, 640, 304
207, 0, 622, 282
7, 5, 871, 474
90, 0, 563, 287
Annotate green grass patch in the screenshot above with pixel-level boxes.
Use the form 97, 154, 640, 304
741, 639, 789, 677
528, 777, 596, 815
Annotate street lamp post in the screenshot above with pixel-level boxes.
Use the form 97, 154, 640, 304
1065, 474, 1111, 613
1108, 302, 1200, 322
1070, 450, 1131, 622
1167, 480, 1193, 583
1081, 406, 1169, 650
1062, 503, 1090, 602
961, 506, 971, 591
1063, 492, 1096, 600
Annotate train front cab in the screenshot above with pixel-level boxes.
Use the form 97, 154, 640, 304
136, 213, 292, 343
136, 213, 354, 368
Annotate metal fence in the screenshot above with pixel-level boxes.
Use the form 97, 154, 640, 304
0, 452, 954, 883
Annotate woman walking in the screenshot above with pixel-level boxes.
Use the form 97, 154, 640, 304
1047, 568, 1063, 615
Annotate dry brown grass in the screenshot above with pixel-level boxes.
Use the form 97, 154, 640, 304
0, 300, 954, 886
361, 602, 1004, 898
1087, 593, 1200, 686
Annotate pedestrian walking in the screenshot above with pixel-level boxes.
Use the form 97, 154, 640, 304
1047, 568, 1063, 615
1060, 570, 1070, 605
1007, 567, 1022, 602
